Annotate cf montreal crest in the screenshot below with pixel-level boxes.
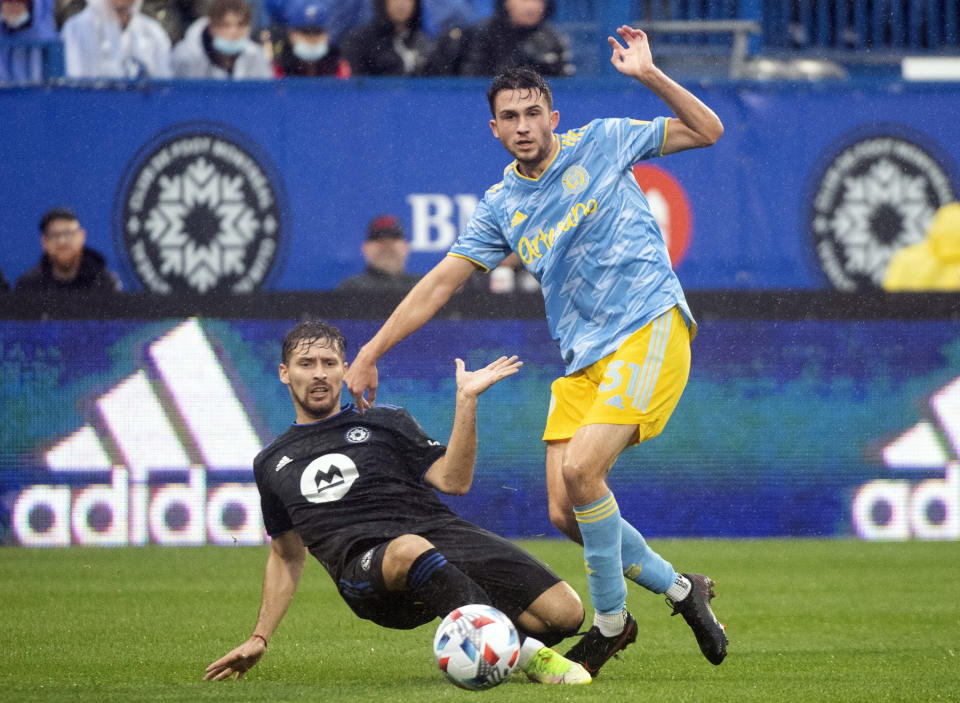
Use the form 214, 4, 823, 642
808, 127, 956, 290
345, 426, 371, 444
300, 453, 359, 504
115, 122, 288, 294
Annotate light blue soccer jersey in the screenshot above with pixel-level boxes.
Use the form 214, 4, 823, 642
449, 116, 697, 375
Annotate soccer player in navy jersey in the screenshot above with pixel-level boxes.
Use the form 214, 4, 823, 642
345, 26, 727, 674
204, 320, 591, 685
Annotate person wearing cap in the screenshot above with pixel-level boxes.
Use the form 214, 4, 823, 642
171, 0, 272, 78
1, 0, 57, 83
336, 215, 420, 294
15, 207, 122, 292
271, 0, 349, 77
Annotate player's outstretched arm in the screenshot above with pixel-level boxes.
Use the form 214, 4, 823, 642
608, 24, 723, 154
425, 356, 522, 495
346, 256, 477, 411
204, 530, 307, 681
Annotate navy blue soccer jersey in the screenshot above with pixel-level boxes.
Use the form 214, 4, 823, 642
253, 403, 450, 581
449, 116, 696, 375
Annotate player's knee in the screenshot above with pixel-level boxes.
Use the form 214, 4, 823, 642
551, 583, 585, 634
560, 455, 600, 495
520, 581, 585, 640
383, 534, 434, 590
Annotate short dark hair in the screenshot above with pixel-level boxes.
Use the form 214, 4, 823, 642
487, 66, 553, 116
281, 320, 347, 365
209, 0, 253, 26
39, 207, 79, 235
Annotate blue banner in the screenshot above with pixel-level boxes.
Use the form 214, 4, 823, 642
2, 315, 958, 545
1, 79, 958, 292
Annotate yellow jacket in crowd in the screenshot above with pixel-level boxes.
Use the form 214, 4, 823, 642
883, 202, 960, 291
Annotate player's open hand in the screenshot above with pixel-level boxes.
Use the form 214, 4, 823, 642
455, 355, 522, 399
203, 637, 266, 681
608, 25, 655, 79
344, 354, 378, 413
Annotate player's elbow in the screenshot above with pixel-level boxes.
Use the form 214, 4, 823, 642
425, 459, 473, 495
700, 118, 724, 146
439, 478, 472, 496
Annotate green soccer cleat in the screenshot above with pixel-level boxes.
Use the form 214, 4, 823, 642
522, 646, 592, 684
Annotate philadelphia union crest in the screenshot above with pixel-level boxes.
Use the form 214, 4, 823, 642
115, 122, 289, 293
807, 126, 956, 290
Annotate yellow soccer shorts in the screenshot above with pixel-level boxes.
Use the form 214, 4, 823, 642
543, 306, 691, 445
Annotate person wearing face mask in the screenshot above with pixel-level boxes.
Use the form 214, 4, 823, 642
171, 0, 272, 78
340, 0, 433, 77
1, 0, 57, 83
271, 0, 349, 78
61, 0, 172, 77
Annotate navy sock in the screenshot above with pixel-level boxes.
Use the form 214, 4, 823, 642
407, 548, 491, 619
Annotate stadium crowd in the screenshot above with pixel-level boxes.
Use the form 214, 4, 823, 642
1, 0, 575, 81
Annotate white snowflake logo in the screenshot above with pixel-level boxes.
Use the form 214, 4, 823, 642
142, 158, 260, 293
827, 158, 933, 285
120, 128, 284, 294
345, 426, 371, 444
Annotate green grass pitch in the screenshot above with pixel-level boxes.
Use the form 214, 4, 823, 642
1, 539, 957, 702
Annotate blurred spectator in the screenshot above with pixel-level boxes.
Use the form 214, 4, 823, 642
883, 202, 960, 292
341, 0, 432, 76
1, 0, 57, 83
0, 267, 9, 291
61, 0, 172, 77
420, 21, 471, 75
140, 0, 208, 45
55, 0, 234, 44
272, 0, 349, 78
53, 0, 82, 28
15, 207, 122, 292
421, 0, 486, 36
336, 214, 420, 294
264, 0, 361, 43
460, 0, 572, 77
267, 0, 483, 41
172, 0, 272, 78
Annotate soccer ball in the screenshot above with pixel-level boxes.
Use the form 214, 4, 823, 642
432, 604, 520, 690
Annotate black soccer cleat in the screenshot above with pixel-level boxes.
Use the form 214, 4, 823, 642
564, 612, 638, 676
667, 573, 728, 665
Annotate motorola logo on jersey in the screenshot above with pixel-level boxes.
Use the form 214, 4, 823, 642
808, 128, 956, 290
300, 453, 359, 503
631, 164, 692, 268
115, 121, 289, 294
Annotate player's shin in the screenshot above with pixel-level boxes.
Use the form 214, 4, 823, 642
407, 548, 491, 617
620, 517, 677, 593
573, 492, 628, 630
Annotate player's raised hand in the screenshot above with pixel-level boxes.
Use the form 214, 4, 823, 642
455, 355, 522, 398
203, 637, 266, 681
608, 25, 655, 79
344, 355, 378, 412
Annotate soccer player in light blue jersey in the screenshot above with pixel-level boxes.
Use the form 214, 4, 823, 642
346, 25, 728, 674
